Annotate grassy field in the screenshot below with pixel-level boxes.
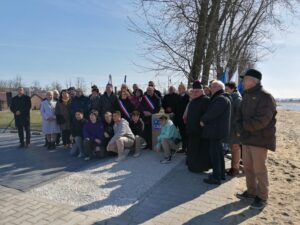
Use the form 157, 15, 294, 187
0, 110, 42, 130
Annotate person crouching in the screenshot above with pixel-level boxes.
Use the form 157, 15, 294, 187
83, 110, 105, 161
107, 111, 135, 162
155, 115, 181, 164
129, 110, 146, 158
70, 109, 87, 158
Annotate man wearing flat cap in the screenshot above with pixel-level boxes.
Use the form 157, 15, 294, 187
236, 69, 277, 210
186, 81, 211, 172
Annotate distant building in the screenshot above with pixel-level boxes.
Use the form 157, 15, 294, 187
0, 92, 8, 111
0, 88, 48, 111
31, 93, 46, 110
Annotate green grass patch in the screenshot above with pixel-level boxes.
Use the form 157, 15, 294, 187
0, 110, 42, 130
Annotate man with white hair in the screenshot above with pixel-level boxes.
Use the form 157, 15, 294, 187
236, 69, 276, 210
200, 80, 231, 185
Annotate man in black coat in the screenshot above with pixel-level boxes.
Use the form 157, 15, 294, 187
10, 87, 32, 148
147, 81, 162, 99
162, 86, 179, 125
176, 83, 190, 153
139, 86, 161, 149
186, 81, 211, 172
70, 89, 90, 119
200, 80, 231, 185
89, 87, 101, 114
99, 83, 118, 119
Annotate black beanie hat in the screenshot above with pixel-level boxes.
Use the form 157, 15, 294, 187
192, 80, 203, 89
243, 69, 262, 80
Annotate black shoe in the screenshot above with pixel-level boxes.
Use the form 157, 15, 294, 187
250, 196, 267, 210
208, 174, 225, 181
203, 178, 221, 185
236, 191, 256, 200
226, 168, 239, 176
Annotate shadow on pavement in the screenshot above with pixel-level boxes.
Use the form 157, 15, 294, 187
79, 160, 237, 225
0, 136, 109, 191
183, 199, 262, 225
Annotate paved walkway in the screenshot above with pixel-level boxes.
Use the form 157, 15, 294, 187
0, 162, 246, 225
0, 133, 250, 225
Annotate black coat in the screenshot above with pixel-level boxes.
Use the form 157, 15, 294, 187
103, 121, 114, 147
99, 92, 118, 118
176, 93, 190, 126
117, 98, 135, 121
186, 95, 210, 136
201, 90, 231, 139
10, 94, 31, 127
70, 95, 90, 117
89, 95, 101, 113
227, 91, 242, 144
162, 93, 179, 113
143, 89, 162, 99
129, 119, 144, 136
138, 94, 161, 122
71, 118, 87, 137
186, 95, 211, 172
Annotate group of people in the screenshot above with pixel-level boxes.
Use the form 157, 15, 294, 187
10, 68, 277, 210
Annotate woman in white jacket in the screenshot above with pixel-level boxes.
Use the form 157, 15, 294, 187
40, 91, 61, 149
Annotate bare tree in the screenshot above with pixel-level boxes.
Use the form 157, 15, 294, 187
131, 0, 300, 85
74, 77, 87, 93
65, 78, 73, 89
30, 80, 42, 93
49, 81, 62, 92
11, 75, 23, 88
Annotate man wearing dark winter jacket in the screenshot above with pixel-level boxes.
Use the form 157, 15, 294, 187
236, 69, 276, 210
70, 109, 87, 157
200, 80, 231, 185
99, 83, 118, 119
162, 86, 179, 124
129, 110, 145, 157
70, 89, 90, 118
89, 87, 101, 113
139, 86, 161, 149
176, 83, 190, 153
10, 87, 32, 148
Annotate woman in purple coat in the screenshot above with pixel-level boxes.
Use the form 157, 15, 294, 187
83, 110, 105, 160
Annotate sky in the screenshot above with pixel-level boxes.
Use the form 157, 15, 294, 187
0, 0, 300, 98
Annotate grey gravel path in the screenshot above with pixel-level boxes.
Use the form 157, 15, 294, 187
29, 150, 185, 219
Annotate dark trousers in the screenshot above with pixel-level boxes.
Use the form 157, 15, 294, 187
209, 138, 225, 181
83, 139, 105, 158
17, 125, 30, 145
143, 117, 152, 149
178, 122, 187, 151
56, 133, 61, 145
62, 129, 71, 145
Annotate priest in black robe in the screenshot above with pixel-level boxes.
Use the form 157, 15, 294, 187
186, 81, 211, 172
